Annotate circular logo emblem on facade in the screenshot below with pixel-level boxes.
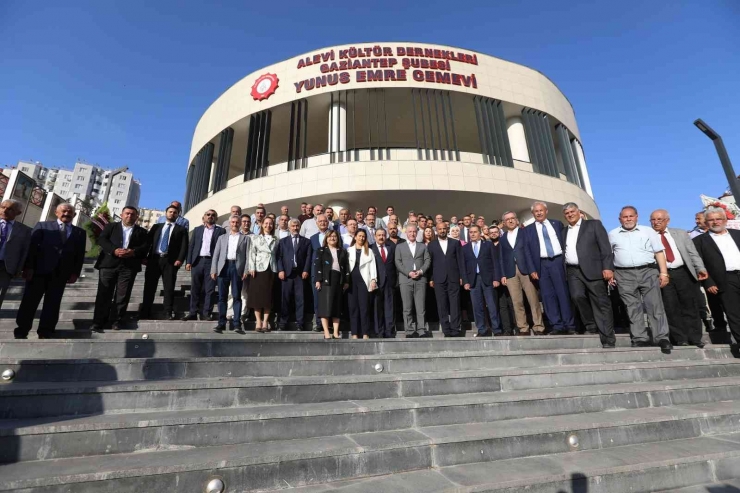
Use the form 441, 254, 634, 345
251, 73, 279, 101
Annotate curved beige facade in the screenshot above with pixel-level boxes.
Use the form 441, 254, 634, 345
184, 42, 597, 227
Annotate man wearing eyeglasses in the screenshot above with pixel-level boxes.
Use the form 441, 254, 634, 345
182, 209, 225, 321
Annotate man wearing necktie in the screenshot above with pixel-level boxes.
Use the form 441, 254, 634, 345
140, 205, 189, 320
650, 209, 708, 347
277, 219, 312, 331
14, 203, 85, 339
525, 201, 575, 335
0, 200, 32, 311
371, 229, 397, 338
462, 225, 502, 337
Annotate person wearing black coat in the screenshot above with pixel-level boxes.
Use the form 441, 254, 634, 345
313, 230, 350, 339
370, 229, 397, 338
558, 203, 616, 347
427, 222, 466, 337
140, 205, 189, 320
182, 210, 225, 321
693, 207, 740, 346
91, 207, 150, 331
14, 203, 87, 339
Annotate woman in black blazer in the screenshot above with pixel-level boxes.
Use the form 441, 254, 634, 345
314, 230, 350, 339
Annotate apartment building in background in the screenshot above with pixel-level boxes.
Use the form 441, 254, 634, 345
11, 159, 141, 217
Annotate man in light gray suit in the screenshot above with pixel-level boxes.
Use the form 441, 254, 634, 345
0, 200, 32, 309
650, 209, 709, 347
394, 224, 431, 338
211, 216, 249, 333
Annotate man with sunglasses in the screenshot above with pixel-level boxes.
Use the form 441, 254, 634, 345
183, 209, 225, 321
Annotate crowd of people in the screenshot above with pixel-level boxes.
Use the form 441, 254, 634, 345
4, 196, 740, 354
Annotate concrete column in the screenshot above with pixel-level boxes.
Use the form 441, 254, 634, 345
328, 101, 346, 153
572, 140, 594, 198
506, 117, 530, 163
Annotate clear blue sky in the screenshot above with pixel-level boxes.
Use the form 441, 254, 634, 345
1, 0, 738, 229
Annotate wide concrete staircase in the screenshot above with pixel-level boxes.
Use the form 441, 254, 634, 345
1, 261, 740, 492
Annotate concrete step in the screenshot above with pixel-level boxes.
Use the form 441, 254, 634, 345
263, 434, 740, 493
2, 404, 740, 492
662, 479, 740, 492
0, 343, 726, 380
2, 377, 740, 463
3, 359, 740, 418
0, 333, 683, 360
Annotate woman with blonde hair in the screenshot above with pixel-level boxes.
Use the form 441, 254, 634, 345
248, 216, 277, 332
348, 229, 377, 339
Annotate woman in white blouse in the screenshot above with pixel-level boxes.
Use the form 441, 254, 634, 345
347, 229, 377, 339
248, 216, 277, 332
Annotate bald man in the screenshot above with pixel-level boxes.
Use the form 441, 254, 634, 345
15, 203, 86, 339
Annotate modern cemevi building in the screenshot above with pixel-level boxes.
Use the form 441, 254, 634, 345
183, 42, 597, 226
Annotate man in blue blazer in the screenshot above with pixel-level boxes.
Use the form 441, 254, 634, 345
428, 222, 466, 337
524, 202, 574, 334
499, 211, 544, 335
277, 218, 312, 330
309, 214, 332, 331
14, 203, 86, 339
183, 209, 225, 321
462, 225, 501, 336
370, 229, 397, 338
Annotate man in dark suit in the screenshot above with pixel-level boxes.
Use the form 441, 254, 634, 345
277, 218, 312, 330
525, 201, 574, 334
182, 209, 225, 321
693, 206, 740, 346
371, 228, 397, 338
428, 221, 466, 337
0, 200, 33, 310
14, 203, 86, 339
489, 226, 515, 335
91, 206, 149, 332
500, 211, 544, 335
559, 203, 616, 348
140, 205, 188, 320
462, 225, 501, 336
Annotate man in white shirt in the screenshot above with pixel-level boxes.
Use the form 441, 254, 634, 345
276, 214, 291, 239
299, 204, 326, 238
211, 216, 249, 333
560, 203, 616, 347
693, 206, 740, 346
428, 221, 465, 337
650, 209, 708, 347
379, 205, 394, 231
183, 210, 225, 322
342, 219, 358, 249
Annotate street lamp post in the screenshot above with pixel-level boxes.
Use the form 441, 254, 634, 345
694, 118, 740, 199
